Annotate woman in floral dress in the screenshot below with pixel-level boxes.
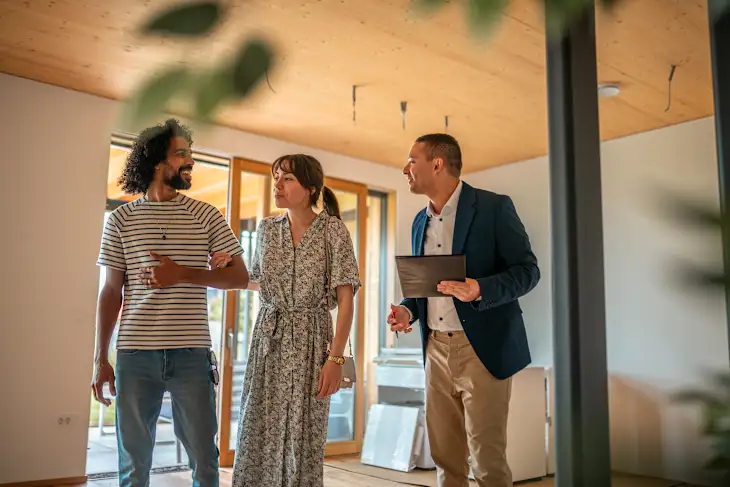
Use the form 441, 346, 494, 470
231, 154, 361, 487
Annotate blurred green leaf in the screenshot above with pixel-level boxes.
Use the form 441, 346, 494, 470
675, 390, 725, 407
413, 0, 624, 38
124, 67, 190, 128
231, 39, 274, 98
706, 454, 730, 471
717, 435, 730, 453
544, 0, 592, 35
467, 0, 507, 36
191, 39, 274, 122
680, 266, 729, 289
193, 68, 235, 122
599, 0, 621, 10
675, 372, 730, 479
712, 371, 730, 391
704, 406, 730, 435
668, 199, 725, 229
670, 195, 730, 481
142, 1, 222, 37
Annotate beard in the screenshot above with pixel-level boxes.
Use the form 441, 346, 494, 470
165, 165, 193, 190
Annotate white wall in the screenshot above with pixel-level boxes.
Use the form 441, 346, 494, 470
0, 73, 422, 483
0, 74, 115, 484
465, 117, 730, 486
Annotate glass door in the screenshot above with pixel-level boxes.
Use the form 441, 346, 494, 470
321, 177, 368, 456
217, 160, 368, 465
218, 158, 272, 467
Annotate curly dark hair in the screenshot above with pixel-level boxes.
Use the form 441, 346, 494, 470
118, 119, 193, 195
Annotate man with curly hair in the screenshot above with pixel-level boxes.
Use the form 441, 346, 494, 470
91, 119, 249, 487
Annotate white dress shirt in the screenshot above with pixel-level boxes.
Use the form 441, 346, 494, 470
423, 181, 464, 332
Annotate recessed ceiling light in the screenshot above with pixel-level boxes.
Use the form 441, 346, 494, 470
598, 83, 621, 98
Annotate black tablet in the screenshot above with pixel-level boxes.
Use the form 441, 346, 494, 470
395, 254, 466, 298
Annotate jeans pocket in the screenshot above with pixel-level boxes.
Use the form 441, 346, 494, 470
117, 349, 141, 356
181, 348, 210, 356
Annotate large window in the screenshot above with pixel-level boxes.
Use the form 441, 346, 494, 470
365, 191, 390, 352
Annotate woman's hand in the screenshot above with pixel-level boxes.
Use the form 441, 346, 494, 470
209, 251, 233, 270
316, 360, 342, 399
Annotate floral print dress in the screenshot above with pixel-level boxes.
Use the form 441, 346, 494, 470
232, 211, 361, 487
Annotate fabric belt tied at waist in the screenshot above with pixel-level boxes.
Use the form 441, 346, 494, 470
258, 302, 331, 357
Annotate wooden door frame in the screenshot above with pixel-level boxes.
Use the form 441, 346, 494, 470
218, 158, 272, 467
362, 191, 397, 426
322, 175, 368, 457
218, 161, 369, 464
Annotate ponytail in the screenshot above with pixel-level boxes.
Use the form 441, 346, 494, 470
322, 186, 341, 219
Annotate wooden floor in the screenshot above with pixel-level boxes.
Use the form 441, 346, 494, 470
66, 457, 700, 487
81, 469, 517, 487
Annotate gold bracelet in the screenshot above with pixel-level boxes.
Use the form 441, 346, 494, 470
327, 355, 345, 366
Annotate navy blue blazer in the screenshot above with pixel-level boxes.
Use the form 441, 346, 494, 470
400, 182, 540, 380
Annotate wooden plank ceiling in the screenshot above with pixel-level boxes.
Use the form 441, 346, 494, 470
0, 0, 714, 172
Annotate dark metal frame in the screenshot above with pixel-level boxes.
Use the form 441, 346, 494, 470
544, 1, 612, 485
708, 0, 730, 362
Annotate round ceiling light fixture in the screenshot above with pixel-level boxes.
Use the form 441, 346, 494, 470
598, 83, 621, 98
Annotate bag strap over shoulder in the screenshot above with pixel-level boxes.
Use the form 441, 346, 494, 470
323, 213, 353, 358
324, 213, 332, 309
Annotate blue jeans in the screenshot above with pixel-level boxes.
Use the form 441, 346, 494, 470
115, 348, 219, 487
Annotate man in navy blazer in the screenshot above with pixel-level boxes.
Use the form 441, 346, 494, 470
389, 134, 540, 487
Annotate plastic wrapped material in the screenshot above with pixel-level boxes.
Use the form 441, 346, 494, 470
413, 407, 435, 470
361, 404, 420, 472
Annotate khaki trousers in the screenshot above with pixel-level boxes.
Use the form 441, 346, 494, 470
425, 330, 513, 487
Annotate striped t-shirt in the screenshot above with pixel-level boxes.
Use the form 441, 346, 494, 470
97, 193, 244, 350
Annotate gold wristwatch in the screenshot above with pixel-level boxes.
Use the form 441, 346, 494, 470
327, 355, 345, 366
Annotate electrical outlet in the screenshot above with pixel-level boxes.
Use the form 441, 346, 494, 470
56, 413, 79, 426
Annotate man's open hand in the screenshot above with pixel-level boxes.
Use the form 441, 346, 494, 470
437, 278, 481, 302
